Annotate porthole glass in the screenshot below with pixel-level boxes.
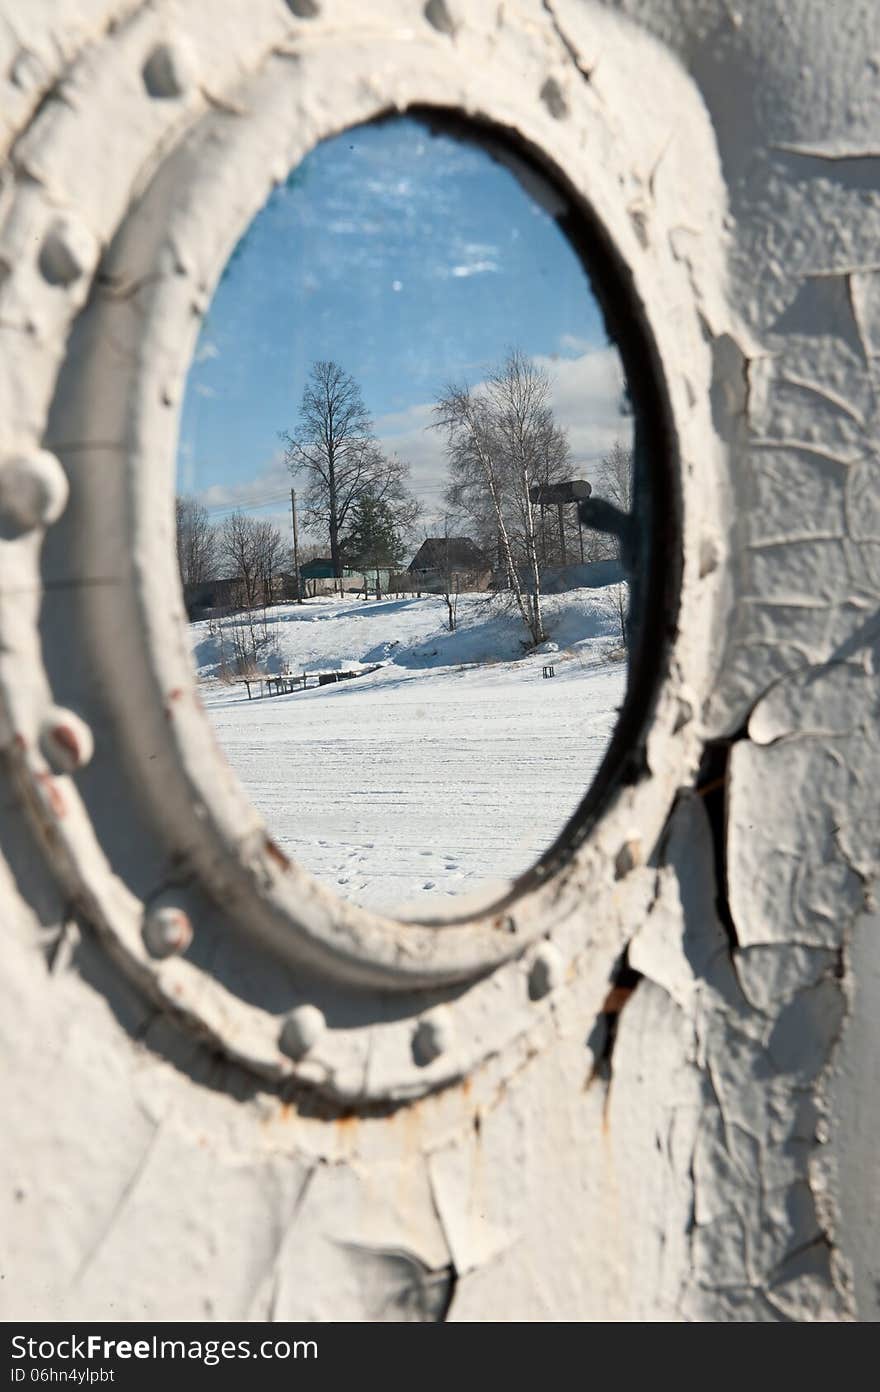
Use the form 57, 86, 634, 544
176, 114, 637, 915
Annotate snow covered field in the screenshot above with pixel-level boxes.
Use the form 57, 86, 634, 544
191, 589, 627, 915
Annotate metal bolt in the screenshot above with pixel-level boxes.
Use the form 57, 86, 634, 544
38, 709, 94, 774
279, 1004, 326, 1061
142, 905, 193, 959
38, 215, 96, 287
528, 942, 564, 1001
0, 450, 68, 535
142, 41, 194, 99
412, 1008, 454, 1067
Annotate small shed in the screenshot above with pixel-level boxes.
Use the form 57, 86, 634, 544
407, 537, 488, 575
402, 537, 491, 595
298, 558, 368, 597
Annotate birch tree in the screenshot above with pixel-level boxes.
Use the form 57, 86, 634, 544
433, 351, 571, 646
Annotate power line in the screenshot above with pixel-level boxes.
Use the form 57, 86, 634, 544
200, 491, 292, 517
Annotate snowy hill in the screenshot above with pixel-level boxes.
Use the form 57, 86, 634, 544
192, 588, 627, 915
191, 587, 625, 679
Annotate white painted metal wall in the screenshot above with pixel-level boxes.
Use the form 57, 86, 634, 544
0, 0, 877, 1320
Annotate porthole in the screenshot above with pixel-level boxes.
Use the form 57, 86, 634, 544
176, 111, 672, 921
18, 15, 721, 1097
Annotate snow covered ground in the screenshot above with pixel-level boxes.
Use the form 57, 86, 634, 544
191, 589, 627, 916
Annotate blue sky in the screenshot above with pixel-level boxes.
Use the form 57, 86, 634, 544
177, 114, 629, 532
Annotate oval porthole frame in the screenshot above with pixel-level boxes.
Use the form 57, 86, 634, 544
0, 3, 729, 1102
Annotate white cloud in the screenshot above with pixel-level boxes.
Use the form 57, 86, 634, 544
194, 383, 216, 398
374, 401, 449, 517
194, 340, 220, 363
558, 332, 592, 355
196, 451, 290, 514
374, 346, 631, 526
535, 345, 631, 467
447, 259, 499, 279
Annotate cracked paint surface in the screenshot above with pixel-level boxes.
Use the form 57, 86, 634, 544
0, 0, 877, 1322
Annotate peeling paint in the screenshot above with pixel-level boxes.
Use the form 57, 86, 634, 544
0, 0, 876, 1323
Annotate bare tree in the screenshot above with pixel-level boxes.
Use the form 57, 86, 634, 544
252, 518, 286, 608
595, 440, 633, 516
433, 351, 568, 646
579, 439, 635, 572
219, 510, 260, 611
175, 495, 216, 588
432, 519, 462, 632
281, 361, 416, 584
215, 510, 285, 672
434, 382, 537, 641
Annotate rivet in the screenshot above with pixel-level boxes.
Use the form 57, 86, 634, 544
424, 0, 459, 35
38, 215, 96, 287
0, 450, 68, 535
142, 41, 194, 99
614, 838, 642, 880
285, 0, 321, 17
279, 1004, 326, 1060
38, 709, 94, 774
142, 905, 193, 959
412, 1008, 454, 1067
528, 942, 564, 1000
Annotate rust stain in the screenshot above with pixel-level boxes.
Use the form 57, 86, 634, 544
264, 837, 291, 870
164, 688, 184, 720
36, 771, 66, 818
490, 913, 516, 933
270, 1098, 300, 1125
601, 985, 634, 1015
396, 1095, 427, 1160
52, 723, 80, 762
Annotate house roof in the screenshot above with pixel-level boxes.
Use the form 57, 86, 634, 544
408, 537, 488, 573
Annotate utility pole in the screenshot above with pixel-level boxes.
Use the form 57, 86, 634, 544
290, 488, 303, 604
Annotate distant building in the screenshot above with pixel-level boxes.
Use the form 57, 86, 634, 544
182, 576, 240, 619
404, 537, 491, 593
297, 558, 395, 598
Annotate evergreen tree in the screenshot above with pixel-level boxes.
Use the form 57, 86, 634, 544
341, 490, 408, 595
